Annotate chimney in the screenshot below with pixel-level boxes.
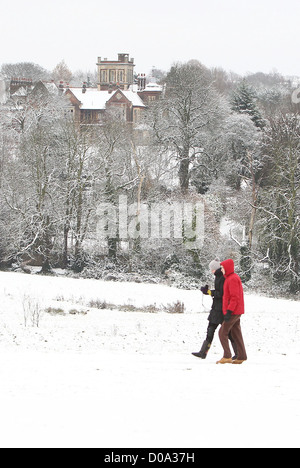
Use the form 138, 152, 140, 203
82, 82, 87, 94
138, 74, 146, 91
118, 53, 128, 62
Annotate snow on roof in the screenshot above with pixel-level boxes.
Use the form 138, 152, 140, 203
43, 82, 59, 95
120, 90, 146, 107
144, 82, 163, 92
12, 86, 28, 97
69, 88, 145, 110
70, 88, 108, 109
130, 82, 163, 93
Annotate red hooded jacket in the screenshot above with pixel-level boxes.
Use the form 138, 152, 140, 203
221, 259, 245, 316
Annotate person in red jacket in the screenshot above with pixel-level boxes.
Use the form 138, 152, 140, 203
217, 258, 247, 365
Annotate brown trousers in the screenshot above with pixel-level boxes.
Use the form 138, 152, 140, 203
219, 315, 247, 360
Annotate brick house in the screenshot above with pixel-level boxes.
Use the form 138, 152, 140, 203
137, 80, 164, 104
65, 53, 163, 124
65, 86, 146, 124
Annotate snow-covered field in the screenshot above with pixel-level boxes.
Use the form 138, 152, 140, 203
0, 270, 299, 448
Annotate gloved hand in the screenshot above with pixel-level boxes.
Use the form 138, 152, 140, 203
224, 310, 232, 322
201, 285, 209, 295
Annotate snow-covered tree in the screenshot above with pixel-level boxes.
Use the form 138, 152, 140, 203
0, 62, 50, 81
153, 61, 226, 193
1, 103, 63, 271
232, 79, 265, 129
258, 113, 300, 292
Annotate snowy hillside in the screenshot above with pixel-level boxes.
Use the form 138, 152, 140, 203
0, 271, 299, 448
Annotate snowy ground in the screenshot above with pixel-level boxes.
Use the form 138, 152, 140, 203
0, 270, 299, 448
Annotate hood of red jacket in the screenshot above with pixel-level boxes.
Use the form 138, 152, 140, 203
221, 259, 235, 276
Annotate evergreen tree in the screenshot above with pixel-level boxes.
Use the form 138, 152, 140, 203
232, 80, 265, 129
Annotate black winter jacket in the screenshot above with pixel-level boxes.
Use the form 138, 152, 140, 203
207, 268, 225, 325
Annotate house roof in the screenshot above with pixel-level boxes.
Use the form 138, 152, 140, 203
120, 90, 146, 107
130, 82, 163, 93
12, 86, 28, 97
143, 82, 163, 92
30, 81, 60, 96
68, 88, 146, 110
42, 82, 60, 95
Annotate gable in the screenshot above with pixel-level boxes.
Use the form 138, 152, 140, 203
107, 89, 130, 106
65, 89, 82, 107
107, 89, 146, 108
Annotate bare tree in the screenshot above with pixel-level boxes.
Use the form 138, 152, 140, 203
93, 112, 140, 259
0, 94, 66, 271
257, 113, 300, 291
52, 60, 73, 83
152, 60, 226, 193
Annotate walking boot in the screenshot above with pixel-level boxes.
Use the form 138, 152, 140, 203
216, 357, 233, 364
192, 340, 211, 359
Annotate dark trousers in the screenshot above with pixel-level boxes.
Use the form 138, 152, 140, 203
219, 315, 247, 360
206, 323, 219, 343
206, 323, 238, 357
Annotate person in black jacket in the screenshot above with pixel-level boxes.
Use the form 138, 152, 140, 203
192, 259, 237, 360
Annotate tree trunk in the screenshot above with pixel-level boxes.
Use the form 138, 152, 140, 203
179, 156, 190, 193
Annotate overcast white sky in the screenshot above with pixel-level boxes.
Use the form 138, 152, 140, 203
1, 0, 300, 77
